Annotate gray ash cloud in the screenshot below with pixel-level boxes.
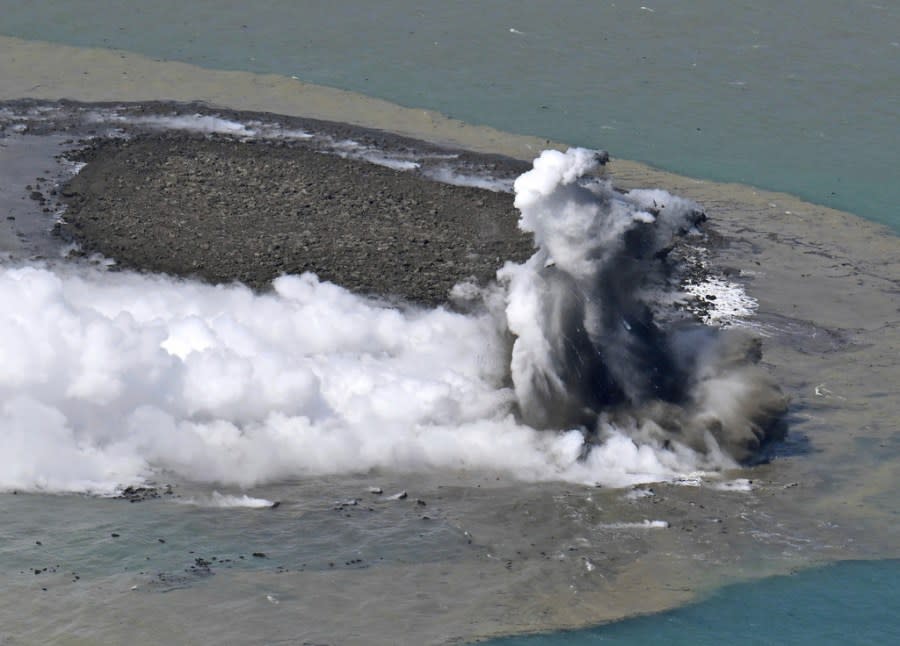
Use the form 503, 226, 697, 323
499, 149, 787, 462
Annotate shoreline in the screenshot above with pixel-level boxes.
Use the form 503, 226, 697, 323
4, 33, 896, 236
1, 40, 899, 645
57, 131, 531, 306
9, 99, 711, 314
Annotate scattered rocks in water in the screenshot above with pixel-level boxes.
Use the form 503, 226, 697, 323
190, 557, 213, 574
332, 498, 360, 511
252, 552, 267, 559
389, 491, 408, 501
115, 484, 175, 503
368, 486, 383, 495
148, 557, 217, 590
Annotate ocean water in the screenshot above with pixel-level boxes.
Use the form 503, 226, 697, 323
1, 2, 899, 645
1, 0, 899, 230
481, 559, 900, 645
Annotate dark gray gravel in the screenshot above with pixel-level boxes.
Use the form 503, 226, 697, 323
57, 132, 534, 305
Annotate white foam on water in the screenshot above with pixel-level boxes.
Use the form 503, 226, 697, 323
267, 127, 314, 140
423, 166, 514, 192
328, 138, 421, 171
80, 109, 478, 176
83, 109, 317, 141
600, 520, 670, 529
711, 478, 754, 492
180, 491, 276, 508
101, 113, 257, 136
684, 276, 758, 324
651, 241, 758, 327
355, 152, 420, 171
624, 487, 655, 500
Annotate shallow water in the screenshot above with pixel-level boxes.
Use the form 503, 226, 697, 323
1, 0, 898, 229
480, 559, 900, 645
0, 483, 472, 581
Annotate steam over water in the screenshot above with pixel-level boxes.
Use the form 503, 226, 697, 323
503, 149, 787, 461
0, 149, 784, 495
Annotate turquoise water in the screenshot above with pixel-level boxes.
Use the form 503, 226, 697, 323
2, 1, 899, 230
481, 560, 900, 645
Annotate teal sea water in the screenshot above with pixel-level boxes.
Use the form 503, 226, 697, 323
2, 0, 899, 230
2, 2, 899, 643
480, 560, 900, 646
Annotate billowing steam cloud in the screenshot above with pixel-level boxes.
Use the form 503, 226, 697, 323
0, 148, 785, 495
500, 148, 787, 461
0, 263, 743, 494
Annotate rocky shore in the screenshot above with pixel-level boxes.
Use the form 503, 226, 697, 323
56, 123, 534, 306
4, 100, 716, 313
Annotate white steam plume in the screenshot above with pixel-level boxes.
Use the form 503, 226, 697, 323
0, 265, 734, 494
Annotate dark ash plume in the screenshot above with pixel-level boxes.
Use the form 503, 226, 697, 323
500, 149, 787, 463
